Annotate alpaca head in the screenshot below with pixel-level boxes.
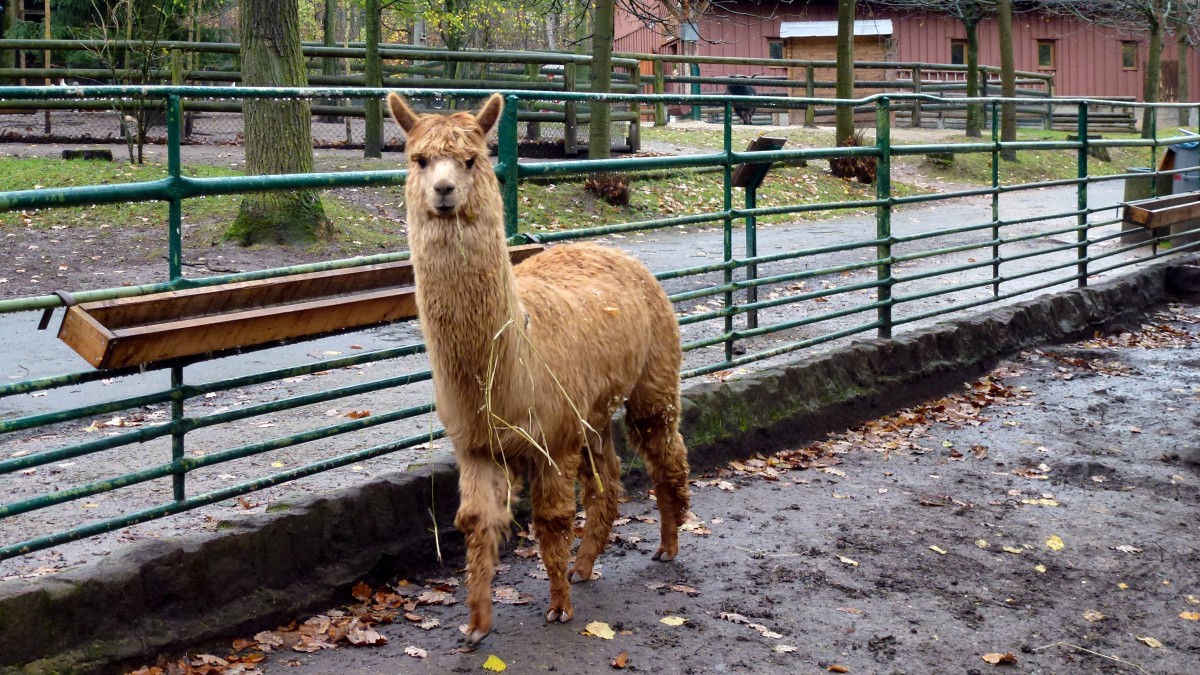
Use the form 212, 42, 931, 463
387, 92, 503, 222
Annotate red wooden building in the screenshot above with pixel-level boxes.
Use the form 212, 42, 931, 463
615, 1, 1200, 102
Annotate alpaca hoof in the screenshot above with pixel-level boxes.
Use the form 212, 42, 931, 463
545, 607, 573, 623
465, 629, 489, 646
568, 566, 592, 584
652, 548, 675, 562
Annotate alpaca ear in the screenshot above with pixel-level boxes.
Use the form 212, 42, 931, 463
387, 92, 419, 133
474, 94, 504, 136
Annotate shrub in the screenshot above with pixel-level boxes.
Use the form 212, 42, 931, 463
584, 172, 631, 206
829, 130, 877, 185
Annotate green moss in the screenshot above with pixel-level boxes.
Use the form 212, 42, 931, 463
265, 502, 291, 513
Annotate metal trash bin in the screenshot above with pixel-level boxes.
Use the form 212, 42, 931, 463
1167, 139, 1200, 246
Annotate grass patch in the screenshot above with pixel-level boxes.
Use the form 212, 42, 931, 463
0, 157, 403, 250
516, 164, 922, 233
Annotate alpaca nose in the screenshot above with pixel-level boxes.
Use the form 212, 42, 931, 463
434, 180, 455, 197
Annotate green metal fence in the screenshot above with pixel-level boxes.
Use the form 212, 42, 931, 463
1, 85, 1198, 566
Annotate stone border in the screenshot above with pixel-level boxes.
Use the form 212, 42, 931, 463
1, 256, 1188, 674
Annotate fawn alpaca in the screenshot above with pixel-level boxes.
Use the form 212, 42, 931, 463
388, 92, 690, 644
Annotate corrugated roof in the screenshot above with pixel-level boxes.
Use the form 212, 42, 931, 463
780, 19, 894, 38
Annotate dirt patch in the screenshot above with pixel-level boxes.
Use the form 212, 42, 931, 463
124, 304, 1200, 675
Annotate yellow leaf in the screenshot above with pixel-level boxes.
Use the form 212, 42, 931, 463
975, 539, 989, 549
1118, 582, 1129, 590
1185, 594, 1198, 605
1034, 564, 1047, 574
837, 555, 859, 567
271, 461, 284, 468
1137, 636, 1162, 649
1020, 498, 1059, 507
1180, 612, 1200, 621
981, 652, 1017, 664
659, 616, 687, 626
1002, 546, 1023, 555
584, 621, 615, 639
482, 655, 507, 672
929, 545, 948, 555
1045, 535, 1064, 551
1083, 610, 1105, 623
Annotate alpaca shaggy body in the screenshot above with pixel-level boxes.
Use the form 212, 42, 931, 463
389, 93, 691, 644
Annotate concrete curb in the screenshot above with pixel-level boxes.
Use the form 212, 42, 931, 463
1, 256, 1189, 673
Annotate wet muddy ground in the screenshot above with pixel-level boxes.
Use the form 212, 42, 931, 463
128, 303, 1200, 675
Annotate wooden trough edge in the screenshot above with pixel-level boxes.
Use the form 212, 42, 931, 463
58, 245, 545, 370
1122, 191, 1200, 229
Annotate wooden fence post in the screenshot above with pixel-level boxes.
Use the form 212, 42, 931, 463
653, 59, 666, 126
804, 63, 815, 127
911, 66, 922, 129
629, 66, 641, 151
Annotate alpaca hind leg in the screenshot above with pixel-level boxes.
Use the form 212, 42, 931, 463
569, 425, 622, 584
530, 465, 578, 623
454, 456, 511, 644
626, 390, 691, 562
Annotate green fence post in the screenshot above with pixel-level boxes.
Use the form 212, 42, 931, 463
170, 49, 185, 139
653, 59, 666, 126
991, 100, 1001, 297
876, 97, 893, 339
804, 64, 816, 127
500, 95, 520, 239
171, 365, 186, 501
745, 186, 758, 330
691, 62, 702, 121
723, 102, 734, 361
166, 94, 183, 282
911, 66, 922, 129
564, 63, 578, 156
629, 67, 641, 152
1077, 102, 1089, 287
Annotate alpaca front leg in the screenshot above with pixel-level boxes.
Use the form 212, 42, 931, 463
531, 468, 576, 623
455, 457, 510, 644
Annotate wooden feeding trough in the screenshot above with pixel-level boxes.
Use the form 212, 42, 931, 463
1122, 192, 1200, 230
58, 245, 544, 369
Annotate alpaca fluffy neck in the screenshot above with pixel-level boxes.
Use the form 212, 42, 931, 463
410, 205, 525, 432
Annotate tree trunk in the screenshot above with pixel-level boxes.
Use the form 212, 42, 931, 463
1178, 22, 1190, 126
965, 18, 982, 138
998, 0, 1017, 160
589, 0, 615, 159
835, 0, 856, 144
1142, 6, 1164, 138
546, 14, 558, 50
364, 0, 383, 157
1, 1, 17, 78
319, 0, 338, 121
228, 0, 328, 245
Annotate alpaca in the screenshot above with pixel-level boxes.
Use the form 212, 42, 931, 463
388, 92, 691, 644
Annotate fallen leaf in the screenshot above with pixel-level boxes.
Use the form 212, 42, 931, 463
1118, 582, 1129, 589
346, 410, 371, 419
610, 651, 629, 668
1083, 610, 1105, 623
981, 652, 1017, 665
1185, 595, 1199, 605
585, 621, 616, 639
1129, 426, 1142, 433
1034, 564, 1047, 574
835, 607, 863, 614
346, 625, 387, 646
929, 545, 948, 555
669, 584, 700, 596
774, 645, 798, 653
660, 616, 687, 626
1137, 636, 1163, 648
975, 539, 989, 549
483, 654, 507, 671
828, 666, 849, 673
493, 586, 534, 605
417, 590, 457, 605
351, 582, 372, 602
1180, 612, 1200, 621
837, 555, 859, 567
417, 618, 440, 630
1002, 546, 1023, 555
405, 646, 427, 658
1113, 545, 1143, 554
719, 612, 750, 624
1020, 498, 1059, 507
1045, 535, 1065, 551
231, 638, 256, 652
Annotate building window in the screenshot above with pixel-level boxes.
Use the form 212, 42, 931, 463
768, 39, 784, 60
1037, 40, 1056, 69
950, 39, 966, 65
1122, 41, 1139, 70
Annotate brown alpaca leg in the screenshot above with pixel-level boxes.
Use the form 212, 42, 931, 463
530, 464, 577, 623
455, 456, 511, 644
569, 425, 623, 584
626, 370, 691, 562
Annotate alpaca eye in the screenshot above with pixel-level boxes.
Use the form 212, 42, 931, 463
465, 158, 475, 169
415, 158, 427, 169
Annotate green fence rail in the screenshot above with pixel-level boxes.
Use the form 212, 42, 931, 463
1, 85, 1197, 564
